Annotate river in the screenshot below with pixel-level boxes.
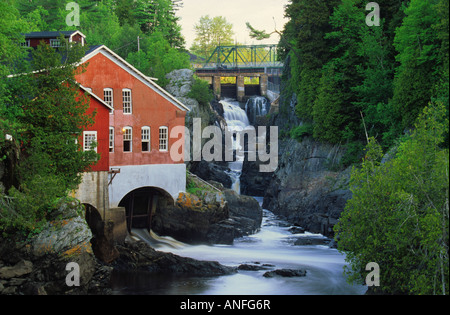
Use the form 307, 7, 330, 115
111, 198, 367, 295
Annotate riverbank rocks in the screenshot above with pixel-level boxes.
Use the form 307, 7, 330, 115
189, 160, 232, 189
152, 190, 229, 245
0, 260, 33, 279
152, 185, 263, 245
0, 198, 97, 295
263, 269, 307, 278
31, 199, 93, 258
223, 189, 263, 237
113, 240, 236, 277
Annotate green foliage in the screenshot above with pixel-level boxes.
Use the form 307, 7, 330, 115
392, 0, 444, 130
283, 0, 448, 161
1, 175, 65, 234
190, 15, 235, 59
335, 102, 449, 295
188, 77, 214, 108
126, 31, 190, 85
133, 0, 185, 49
1, 39, 97, 235
0, 1, 30, 106
289, 124, 313, 142
284, 0, 338, 121
313, 66, 347, 144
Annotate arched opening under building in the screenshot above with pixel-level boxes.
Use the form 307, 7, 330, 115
118, 187, 174, 232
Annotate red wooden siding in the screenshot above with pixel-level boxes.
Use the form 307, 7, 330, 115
77, 90, 110, 172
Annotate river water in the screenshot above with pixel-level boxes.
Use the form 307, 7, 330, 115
112, 199, 367, 295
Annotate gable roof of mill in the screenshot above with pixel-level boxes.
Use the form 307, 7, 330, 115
81, 45, 190, 112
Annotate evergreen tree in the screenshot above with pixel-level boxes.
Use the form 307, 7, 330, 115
392, 0, 443, 130
283, 0, 339, 120
134, 0, 185, 49
313, 0, 366, 144
1, 38, 98, 233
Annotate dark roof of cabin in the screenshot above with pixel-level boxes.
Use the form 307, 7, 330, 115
23, 31, 80, 39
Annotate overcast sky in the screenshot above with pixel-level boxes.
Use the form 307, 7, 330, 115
176, 0, 289, 49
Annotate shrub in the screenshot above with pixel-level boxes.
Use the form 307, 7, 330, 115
289, 123, 313, 142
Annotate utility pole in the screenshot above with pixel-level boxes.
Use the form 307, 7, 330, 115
137, 36, 140, 52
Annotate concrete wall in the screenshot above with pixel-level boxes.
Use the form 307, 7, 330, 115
108, 163, 186, 208
74, 171, 109, 217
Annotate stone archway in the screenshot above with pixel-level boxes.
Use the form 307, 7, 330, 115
118, 187, 175, 232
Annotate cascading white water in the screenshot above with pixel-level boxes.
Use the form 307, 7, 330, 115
222, 100, 250, 130
131, 229, 186, 250
220, 99, 253, 194
245, 96, 269, 125
114, 198, 367, 295
245, 96, 269, 116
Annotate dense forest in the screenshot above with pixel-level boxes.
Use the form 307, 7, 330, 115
280, 0, 448, 157
277, 0, 448, 295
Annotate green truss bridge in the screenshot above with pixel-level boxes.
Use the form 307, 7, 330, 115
194, 44, 283, 101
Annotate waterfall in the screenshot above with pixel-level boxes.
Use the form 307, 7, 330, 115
220, 99, 252, 194
221, 100, 250, 131
131, 229, 186, 249
245, 96, 269, 125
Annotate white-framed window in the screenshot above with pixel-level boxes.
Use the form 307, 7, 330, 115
103, 88, 113, 109
123, 126, 132, 152
83, 131, 97, 153
109, 127, 114, 153
159, 126, 168, 152
50, 39, 62, 48
141, 126, 151, 152
20, 40, 30, 47
122, 89, 132, 114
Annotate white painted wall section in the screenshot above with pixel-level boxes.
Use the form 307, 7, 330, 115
108, 164, 186, 208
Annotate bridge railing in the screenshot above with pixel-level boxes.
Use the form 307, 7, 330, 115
198, 61, 284, 70
199, 44, 283, 69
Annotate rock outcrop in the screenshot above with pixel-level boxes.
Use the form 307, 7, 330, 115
152, 185, 263, 245
263, 138, 352, 238
112, 240, 236, 277
165, 69, 199, 110
0, 198, 96, 295
152, 190, 229, 245
189, 160, 232, 189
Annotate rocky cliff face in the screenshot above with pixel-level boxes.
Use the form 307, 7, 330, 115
165, 69, 200, 110
262, 138, 351, 238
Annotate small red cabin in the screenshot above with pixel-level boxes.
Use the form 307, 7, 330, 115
23, 31, 86, 48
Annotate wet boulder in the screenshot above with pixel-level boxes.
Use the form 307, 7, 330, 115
263, 269, 307, 278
